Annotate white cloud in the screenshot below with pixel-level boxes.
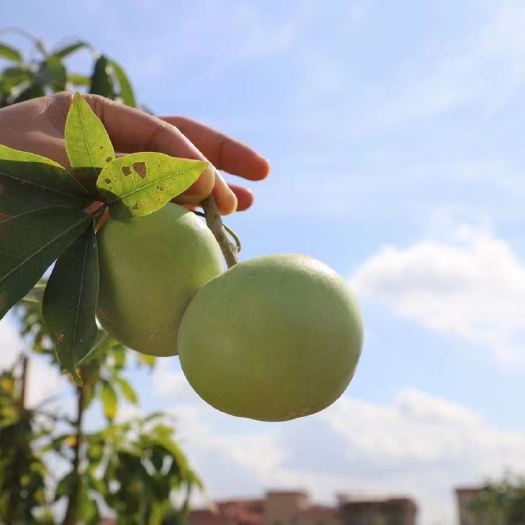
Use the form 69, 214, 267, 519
350, 223, 525, 365
150, 367, 525, 525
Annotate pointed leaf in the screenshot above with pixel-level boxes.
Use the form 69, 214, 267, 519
35, 56, 67, 91
0, 144, 92, 215
97, 153, 209, 220
65, 92, 115, 195
100, 380, 118, 421
0, 42, 22, 62
12, 82, 46, 103
0, 207, 91, 320
42, 222, 99, 379
0, 67, 32, 90
115, 376, 138, 404
110, 59, 136, 107
89, 55, 114, 99
54, 40, 91, 59
68, 73, 91, 86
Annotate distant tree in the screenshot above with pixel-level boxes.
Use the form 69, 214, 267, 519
469, 473, 525, 525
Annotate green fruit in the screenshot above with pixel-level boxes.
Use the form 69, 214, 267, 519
96, 203, 224, 357
178, 253, 364, 421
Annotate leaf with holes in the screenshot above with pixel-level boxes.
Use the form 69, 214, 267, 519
0, 207, 91, 321
0, 144, 93, 216
65, 92, 115, 195
42, 222, 99, 384
96, 153, 209, 220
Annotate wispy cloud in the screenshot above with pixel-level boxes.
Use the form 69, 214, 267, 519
351, 222, 525, 364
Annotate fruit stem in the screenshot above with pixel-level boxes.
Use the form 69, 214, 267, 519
201, 195, 239, 268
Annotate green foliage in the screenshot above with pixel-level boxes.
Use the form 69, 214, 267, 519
0, 29, 204, 525
0, 31, 136, 108
469, 473, 525, 525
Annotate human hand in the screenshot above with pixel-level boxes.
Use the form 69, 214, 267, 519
0, 92, 271, 215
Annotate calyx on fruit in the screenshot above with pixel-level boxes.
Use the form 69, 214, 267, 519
178, 253, 364, 422
96, 203, 224, 357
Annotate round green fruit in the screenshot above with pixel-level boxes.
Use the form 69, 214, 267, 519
178, 253, 364, 422
96, 203, 224, 357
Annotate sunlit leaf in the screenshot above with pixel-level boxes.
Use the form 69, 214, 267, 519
0, 42, 22, 62
0, 207, 91, 320
110, 59, 136, 107
54, 40, 91, 59
68, 73, 91, 86
100, 380, 118, 421
42, 222, 99, 382
0, 144, 92, 216
115, 376, 138, 404
97, 153, 208, 220
65, 92, 115, 195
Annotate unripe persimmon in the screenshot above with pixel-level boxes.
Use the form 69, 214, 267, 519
178, 253, 364, 421
96, 203, 224, 357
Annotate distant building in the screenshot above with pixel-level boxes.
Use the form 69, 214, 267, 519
189, 490, 417, 525
338, 496, 417, 525
455, 487, 489, 525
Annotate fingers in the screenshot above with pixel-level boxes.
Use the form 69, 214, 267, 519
81, 95, 238, 214
159, 116, 271, 182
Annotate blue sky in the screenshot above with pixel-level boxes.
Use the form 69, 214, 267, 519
3, 1, 525, 524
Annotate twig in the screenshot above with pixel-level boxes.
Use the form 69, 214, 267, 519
200, 195, 239, 268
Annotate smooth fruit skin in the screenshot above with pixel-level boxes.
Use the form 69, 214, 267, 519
96, 203, 224, 357
178, 253, 364, 422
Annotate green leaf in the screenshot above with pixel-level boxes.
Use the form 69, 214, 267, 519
65, 92, 116, 195
68, 73, 91, 86
0, 144, 93, 216
0, 207, 91, 320
100, 380, 118, 421
11, 82, 45, 103
54, 40, 91, 59
115, 376, 138, 404
35, 56, 67, 91
97, 153, 209, 220
42, 222, 99, 381
0, 42, 22, 62
54, 471, 75, 501
110, 59, 136, 107
0, 67, 32, 90
89, 55, 114, 99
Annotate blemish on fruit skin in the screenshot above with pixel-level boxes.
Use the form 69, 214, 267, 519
55, 332, 66, 344
104, 178, 111, 184
133, 203, 139, 210
105, 157, 112, 163
122, 166, 132, 177
133, 162, 147, 179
